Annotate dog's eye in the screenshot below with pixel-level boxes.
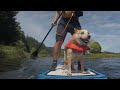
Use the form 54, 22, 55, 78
81, 32, 84, 34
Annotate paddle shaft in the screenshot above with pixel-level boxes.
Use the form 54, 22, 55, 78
36, 11, 63, 52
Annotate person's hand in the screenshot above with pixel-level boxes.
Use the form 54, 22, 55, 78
71, 11, 75, 17
51, 21, 57, 27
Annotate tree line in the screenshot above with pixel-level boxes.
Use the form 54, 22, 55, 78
0, 11, 46, 54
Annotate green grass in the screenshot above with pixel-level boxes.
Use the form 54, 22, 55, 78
0, 45, 29, 72
85, 53, 120, 59
60, 49, 120, 59
37, 49, 120, 59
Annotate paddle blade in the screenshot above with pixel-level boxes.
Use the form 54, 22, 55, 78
30, 50, 39, 59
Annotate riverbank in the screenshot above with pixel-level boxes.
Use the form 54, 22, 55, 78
39, 51, 120, 59
0, 45, 29, 72
85, 53, 120, 59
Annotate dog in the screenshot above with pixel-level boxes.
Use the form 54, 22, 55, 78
63, 28, 91, 76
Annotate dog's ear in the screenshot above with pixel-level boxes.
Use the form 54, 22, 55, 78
74, 28, 78, 33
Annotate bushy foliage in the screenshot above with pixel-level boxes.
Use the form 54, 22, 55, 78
89, 40, 102, 53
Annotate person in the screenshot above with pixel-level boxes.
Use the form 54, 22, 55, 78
50, 11, 83, 71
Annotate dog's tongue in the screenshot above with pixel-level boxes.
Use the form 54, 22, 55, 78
80, 38, 89, 43
83, 39, 89, 43
85, 40, 88, 43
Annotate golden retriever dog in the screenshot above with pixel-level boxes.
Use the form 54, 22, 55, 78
63, 28, 91, 76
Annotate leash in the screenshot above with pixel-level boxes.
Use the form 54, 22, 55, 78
56, 12, 74, 36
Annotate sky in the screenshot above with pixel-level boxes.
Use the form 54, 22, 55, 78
16, 11, 120, 53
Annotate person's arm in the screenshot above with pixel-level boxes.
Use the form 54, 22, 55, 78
51, 11, 61, 26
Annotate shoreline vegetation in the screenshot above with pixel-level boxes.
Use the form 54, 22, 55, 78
39, 49, 120, 59
0, 45, 29, 72
39, 52, 120, 59
0, 45, 120, 72
85, 53, 120, 59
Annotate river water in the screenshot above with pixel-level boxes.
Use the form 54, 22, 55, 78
0, 57, 120, 79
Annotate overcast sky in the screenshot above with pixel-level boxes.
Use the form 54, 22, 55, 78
16, 11, 120, 53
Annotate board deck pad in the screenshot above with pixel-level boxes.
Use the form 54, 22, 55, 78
37, 62, 108, 79
47, 64, 96, 76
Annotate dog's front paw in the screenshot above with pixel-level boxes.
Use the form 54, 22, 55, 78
67, 73, 72, 76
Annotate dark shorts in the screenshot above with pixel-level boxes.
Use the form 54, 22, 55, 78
56, 17, 81, 42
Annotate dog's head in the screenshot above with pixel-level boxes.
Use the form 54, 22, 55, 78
74, 28, 91, 44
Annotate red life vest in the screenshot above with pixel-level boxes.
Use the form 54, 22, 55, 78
65, 40, 89, 52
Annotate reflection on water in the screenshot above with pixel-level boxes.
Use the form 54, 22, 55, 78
0, 57, 120, 79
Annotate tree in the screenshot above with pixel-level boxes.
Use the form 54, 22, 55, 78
24, 36, 45, 53
0, 11, 22, 45
89, 40, 102, 53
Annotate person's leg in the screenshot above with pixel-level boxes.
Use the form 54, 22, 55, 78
50, 40, 63, 71
78, 61, 81, 70
50, 23, 67, 71
53, 40, 63, 61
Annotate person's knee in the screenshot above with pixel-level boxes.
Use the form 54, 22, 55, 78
55, 40, 63, 47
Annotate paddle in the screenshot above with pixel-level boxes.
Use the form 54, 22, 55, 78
30, 11, 63, 59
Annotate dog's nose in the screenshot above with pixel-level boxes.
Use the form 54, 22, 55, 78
88, 35, 91, 39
